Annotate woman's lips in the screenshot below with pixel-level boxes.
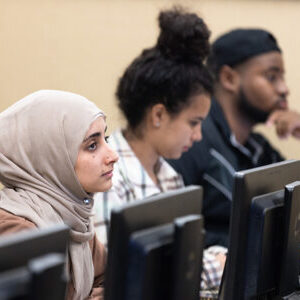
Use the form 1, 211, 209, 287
102, 169, 113, 178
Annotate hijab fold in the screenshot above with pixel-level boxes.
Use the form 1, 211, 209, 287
0, 90, 104, 299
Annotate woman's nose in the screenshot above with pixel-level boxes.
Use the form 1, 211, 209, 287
106, 145, 119, 164
192, 126, 202, 142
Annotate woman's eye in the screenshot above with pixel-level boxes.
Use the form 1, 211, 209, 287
105, 136, 110, 143
88, 142, 97, 151
189, 120, 199, 127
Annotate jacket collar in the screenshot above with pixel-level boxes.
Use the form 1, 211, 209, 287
209, 97, 232, 140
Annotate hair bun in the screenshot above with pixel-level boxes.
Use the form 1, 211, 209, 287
157, 7, 210, 63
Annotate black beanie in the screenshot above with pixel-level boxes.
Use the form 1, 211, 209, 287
208, 28, 281, 71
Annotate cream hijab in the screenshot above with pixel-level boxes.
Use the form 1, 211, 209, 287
0, 90, 104, 299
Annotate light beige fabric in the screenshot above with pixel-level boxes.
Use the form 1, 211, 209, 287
0, 90, 104, 300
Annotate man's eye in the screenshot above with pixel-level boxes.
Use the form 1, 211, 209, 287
88, 142, 97, 151
266, 73, 277, 82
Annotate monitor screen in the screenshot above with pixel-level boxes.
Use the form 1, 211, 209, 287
219, 160, 300, 300
104, 185, 204, 300
0, 224, 70, 300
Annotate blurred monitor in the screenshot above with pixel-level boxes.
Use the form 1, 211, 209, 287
244, 189, 285, 298
278, 181, 300, 298
104, 185, 205, 300
219, 160, 300, 300
0, 224, 70, 300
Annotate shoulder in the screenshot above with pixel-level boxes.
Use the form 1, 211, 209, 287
157, 158, 184, 189
108, 129, 139, 177
0, 208, 36, 236
107, 129, 128, 151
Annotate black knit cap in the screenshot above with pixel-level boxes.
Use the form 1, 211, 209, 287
208, 28, 281, 71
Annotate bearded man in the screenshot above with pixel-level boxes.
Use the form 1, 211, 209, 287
168, 28, 300, 247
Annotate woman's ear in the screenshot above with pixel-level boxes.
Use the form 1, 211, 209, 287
219, 65, 240, 93
150, 103, 167, 128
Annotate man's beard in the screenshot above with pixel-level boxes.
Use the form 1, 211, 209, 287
237, 88, 271, 124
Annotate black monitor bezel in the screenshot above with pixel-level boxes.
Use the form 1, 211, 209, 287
278, 181, 300, 297
0, 223, 69, 272
0, 223, 70, 300
104, 185, 203, 300
221, 160, 300, 300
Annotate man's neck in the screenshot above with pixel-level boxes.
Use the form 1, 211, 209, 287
215, 93, 254, 145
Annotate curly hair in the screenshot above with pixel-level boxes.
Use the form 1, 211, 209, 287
116, 7, 213, 131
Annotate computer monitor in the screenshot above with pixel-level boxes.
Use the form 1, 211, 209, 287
0, 224, 70, 300
104, 185, 204, 300
219, 160, 300, 300
278, 181, 300, 298
225, 182, 300, 299
244, 189, 285, 298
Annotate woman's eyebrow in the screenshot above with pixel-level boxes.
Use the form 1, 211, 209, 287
83, 132, 101, 143
193, 116, 205, 122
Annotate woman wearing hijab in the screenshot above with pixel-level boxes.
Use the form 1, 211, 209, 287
94, 7, 226, 297
0, 90, 118, 300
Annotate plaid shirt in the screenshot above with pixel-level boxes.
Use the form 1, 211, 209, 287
93, 129, 226, 292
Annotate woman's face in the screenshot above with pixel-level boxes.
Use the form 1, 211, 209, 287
75, 117, 118, 193
155, 93, 211, 159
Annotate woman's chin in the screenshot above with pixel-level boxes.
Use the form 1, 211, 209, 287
99, 181, 113, 193
88, 181, 113, 194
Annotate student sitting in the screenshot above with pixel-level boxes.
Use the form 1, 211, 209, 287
0, 90, 118, 300
94, 7, 227, 295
